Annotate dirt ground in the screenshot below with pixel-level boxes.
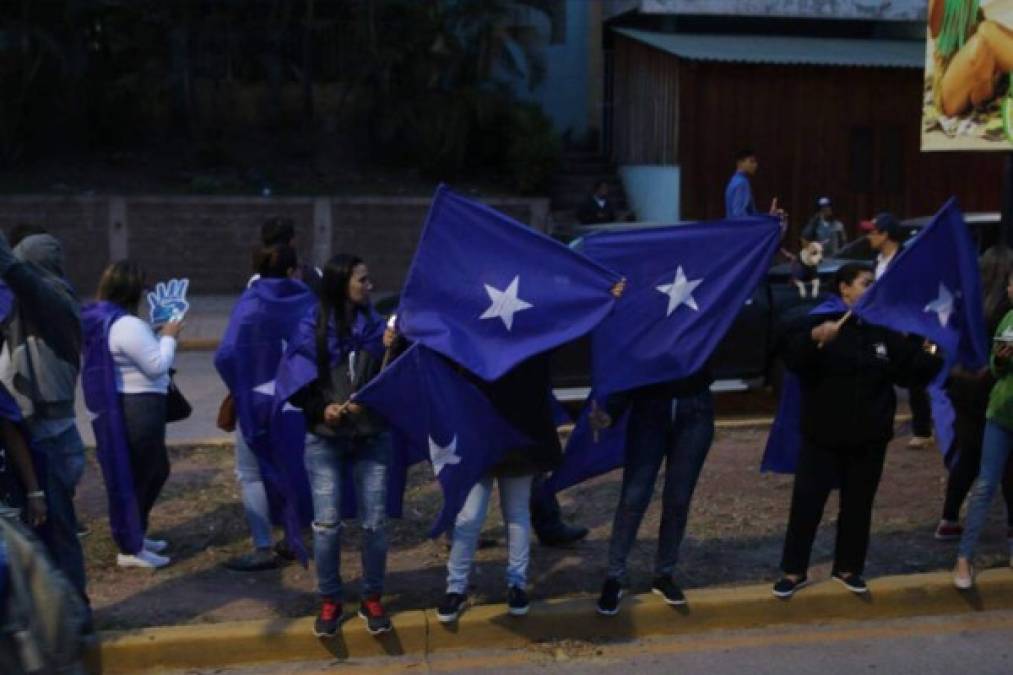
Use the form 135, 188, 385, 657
76, 421, 1013, 631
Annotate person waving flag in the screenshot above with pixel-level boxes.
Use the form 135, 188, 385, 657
547, 216, 782, 494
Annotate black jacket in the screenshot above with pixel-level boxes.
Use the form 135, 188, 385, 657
576, 196, 617, 225
471, 354, 563, 476
604, 368, 714, 420
784, 313, 943, 449
294, 348, 387, 439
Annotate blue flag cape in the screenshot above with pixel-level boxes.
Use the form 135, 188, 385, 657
546, 216, 780, 493
355, 344, 532, 537
853, 199, 987, 466
760, 296, 849, 474
82, 301, 144, 555
398, 185, 622, 381
214, 278, 316, 562
273, 303, 411, 563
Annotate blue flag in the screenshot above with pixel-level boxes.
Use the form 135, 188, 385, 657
81, 301, 144, 555
543, 395, 631, 495
354, 344, 531, 537
853, 199, 988, 464
760, 296, 849, 474
546, 217, 780, 493
398, 185, 622, 381
273, 304, 411, 564
584, 217, 782, 395
214, 278, 317, 564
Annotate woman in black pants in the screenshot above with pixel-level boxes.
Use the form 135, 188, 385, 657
96, 261, 183, 569
772, 263, 943, 597
937, 245, 1013, 540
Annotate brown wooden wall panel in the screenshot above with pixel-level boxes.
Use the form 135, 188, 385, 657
613, 37, 679, 164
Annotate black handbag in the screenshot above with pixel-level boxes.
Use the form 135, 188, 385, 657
166, 371, 192, 423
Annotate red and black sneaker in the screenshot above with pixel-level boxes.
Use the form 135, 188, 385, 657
313, 598, 342, 638
934, 520, 963, 541
358, 595, 393, 636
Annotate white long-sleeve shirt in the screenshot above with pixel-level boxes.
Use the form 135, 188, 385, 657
108, 315, 176, 394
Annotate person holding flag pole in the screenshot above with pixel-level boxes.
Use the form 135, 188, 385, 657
766, 199, 985, 597
770, 263, 943, 598
274, 253, 397, 639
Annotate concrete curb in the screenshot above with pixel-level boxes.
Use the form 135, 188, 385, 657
87, 568, 1013, 673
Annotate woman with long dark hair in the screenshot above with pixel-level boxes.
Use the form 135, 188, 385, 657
284, 254, 394, 638
84, 261, 183, 569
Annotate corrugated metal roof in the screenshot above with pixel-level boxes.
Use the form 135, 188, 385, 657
612, 28, 925, 69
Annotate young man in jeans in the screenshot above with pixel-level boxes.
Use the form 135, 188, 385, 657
590, 370, 715, 614
0, 232, 89, 615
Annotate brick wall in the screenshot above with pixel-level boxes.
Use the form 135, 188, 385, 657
0, 194, 547, 294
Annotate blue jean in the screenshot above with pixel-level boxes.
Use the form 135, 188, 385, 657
606, 390, 715, 581
447, 474, 532, 594
35, 425, 88, 602
958, 420, 1013, 560
303, 432, 390, 600
234, 428, 272, 550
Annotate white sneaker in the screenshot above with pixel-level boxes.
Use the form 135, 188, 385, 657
953, 561, 974, 590
117, 550, 170, 569
144, 538, 168, 554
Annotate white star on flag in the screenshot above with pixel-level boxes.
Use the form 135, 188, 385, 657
923, 282, 954, 327
252, 378, 299, 412
479, 275, 533, 331
656, 266, 703, 317
429, 435, 461, 476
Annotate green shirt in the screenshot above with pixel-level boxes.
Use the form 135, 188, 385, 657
987, 310, 1013, 430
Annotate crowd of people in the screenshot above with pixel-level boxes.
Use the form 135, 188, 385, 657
0, 196, 1011, 647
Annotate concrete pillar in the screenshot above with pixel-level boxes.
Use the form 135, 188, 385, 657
109, 196, 128, 261
313, 197, 332, 268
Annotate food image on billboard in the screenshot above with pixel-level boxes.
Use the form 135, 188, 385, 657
922, 0, 1013, 151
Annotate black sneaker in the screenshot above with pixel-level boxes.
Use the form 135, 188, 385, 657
537, 524, 589, 547
222, 548, 280, 572
596, 577, 623, 616
436, 592, 467, 624
831, 572, 869, 594
771, 575, 808, 599
651, 576, 687, 606
507, 586, 530, 616
358, 595, 393, 635
273, 540, 297, 562
313, 598, 342, 638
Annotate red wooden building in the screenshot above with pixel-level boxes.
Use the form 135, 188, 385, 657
607, 27, 1003, 242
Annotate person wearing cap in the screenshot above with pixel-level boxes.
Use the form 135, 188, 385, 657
866, 213, 935, 449
801, 197, 847, 257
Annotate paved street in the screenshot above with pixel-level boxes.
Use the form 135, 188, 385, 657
165, 610, 1013, 674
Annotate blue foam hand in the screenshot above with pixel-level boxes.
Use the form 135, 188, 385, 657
147, 278, 190, 326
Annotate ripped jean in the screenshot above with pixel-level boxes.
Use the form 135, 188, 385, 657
303, 432, 390, 600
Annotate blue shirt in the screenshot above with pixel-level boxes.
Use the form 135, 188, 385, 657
725, 171, 756, 218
